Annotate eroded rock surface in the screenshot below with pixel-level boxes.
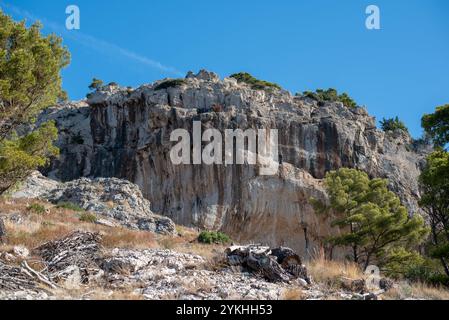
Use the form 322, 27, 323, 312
34, 70, 430, 257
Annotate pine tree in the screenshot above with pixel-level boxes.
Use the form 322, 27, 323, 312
419, 150, 449, 276
422, 104, 449, 148
88, 78, 104, 91
0, 10, 70, 193
319, 168, 428, 270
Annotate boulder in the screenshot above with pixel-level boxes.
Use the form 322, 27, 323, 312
12, 172, 176, 235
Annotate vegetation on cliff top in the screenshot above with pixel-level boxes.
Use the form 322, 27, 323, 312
380, 116, 409, 134
301, 88, 358, 108
154, 78, 186, 91
230, 72, 281, 91
88, 78, 104, 91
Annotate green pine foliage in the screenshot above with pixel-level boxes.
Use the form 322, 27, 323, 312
419, 150, 449, 277
88, 78, 104, 91
0, 11, 69, 194
0, 121, 59, 193
422, 104, 449, 148
302, 88, 357, 108
317, 168, 428, 271
154, 79, 186, 91
0, 10, 70, 139
198, 231, 231, 244
230, 72, 281, 91
380, 116, 409, 133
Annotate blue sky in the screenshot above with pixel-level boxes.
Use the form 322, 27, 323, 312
1, 0, 449, 137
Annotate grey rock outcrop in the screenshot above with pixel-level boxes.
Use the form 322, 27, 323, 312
34, 70, 429, 257
12, 172, 176, 235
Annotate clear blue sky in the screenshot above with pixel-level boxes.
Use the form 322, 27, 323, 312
2, 0, 449, 137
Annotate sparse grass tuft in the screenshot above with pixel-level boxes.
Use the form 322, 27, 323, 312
282, 288, 305, 300
56, 202, 84, 212
27, 203, 47, 215
79, 212, 97, 223
80, 212, 97, 223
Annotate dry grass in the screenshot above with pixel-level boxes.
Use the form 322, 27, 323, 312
0, 198, 159, 251
51, 286, 145, 300
101, 229, 157, 249
384, 282, 449, 300
307, 249, 363, 289
282, 288, 305, 300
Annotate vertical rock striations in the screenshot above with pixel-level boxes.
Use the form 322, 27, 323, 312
36, 70, 429, 257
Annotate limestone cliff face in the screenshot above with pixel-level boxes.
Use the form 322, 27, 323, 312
36, 70, 429, 258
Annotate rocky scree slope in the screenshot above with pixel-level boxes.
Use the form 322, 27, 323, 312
34, 70, 429, 258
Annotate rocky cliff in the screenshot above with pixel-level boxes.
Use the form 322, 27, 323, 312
34, 70, 429, 258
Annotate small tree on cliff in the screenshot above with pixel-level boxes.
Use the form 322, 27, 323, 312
422, 104, 449, 148
0, 10, 69, 193
318, 168, 428, 270
88, 78, 104, 91
380, 116, 409, 134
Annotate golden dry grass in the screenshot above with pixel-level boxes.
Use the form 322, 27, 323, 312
384, 282, 449, 300
282, 288, 305, 300
0, 198, 159, 251
307, 248, 363, 289
51, 286, 145, 300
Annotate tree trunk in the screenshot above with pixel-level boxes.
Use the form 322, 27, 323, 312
430, 219, 449, 276
0, 217, 5, 243
350, 223, 359, 263
440, 258, 449, 277
363, 253, 372, 272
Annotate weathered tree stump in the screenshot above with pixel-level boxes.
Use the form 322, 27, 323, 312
226, 245, 309, 283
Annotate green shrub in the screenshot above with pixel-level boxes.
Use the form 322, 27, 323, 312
198, 231, 231, 244
27, 203, 47, 214
79, 212, 97, 223
154, 79, 186, 91
302, 88, 357, 108
403, 260, 449, 286
56, 201, 84, 212
230, 72, 281, 91
88, 78, 104, 91
380, 116, 409, 133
